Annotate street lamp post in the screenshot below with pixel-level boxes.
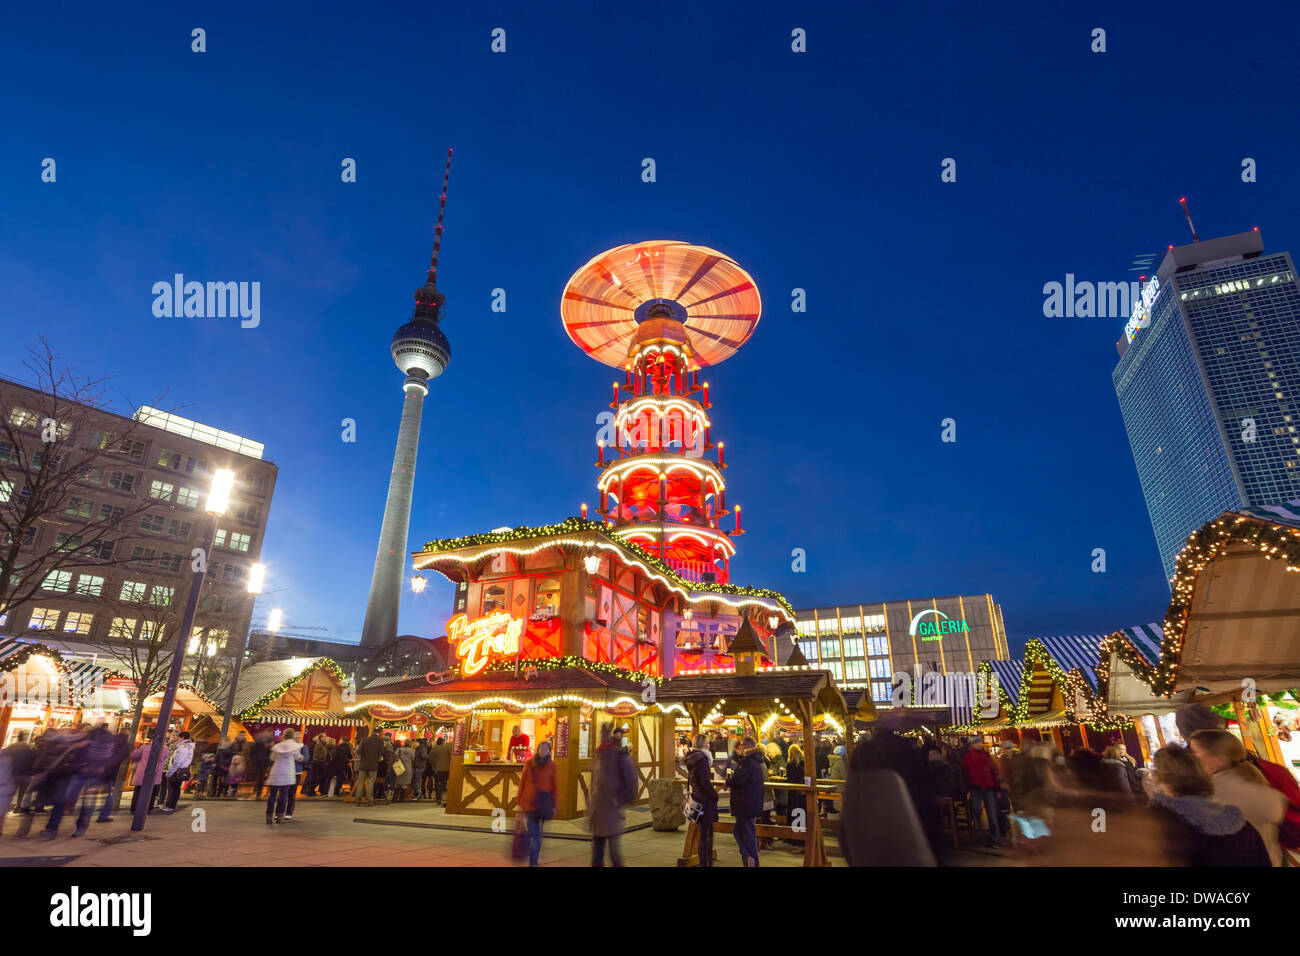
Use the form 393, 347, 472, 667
218, 567, 269, 740
131, 468, 234, 832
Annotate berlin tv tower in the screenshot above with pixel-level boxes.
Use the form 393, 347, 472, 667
359, 149, 453, 648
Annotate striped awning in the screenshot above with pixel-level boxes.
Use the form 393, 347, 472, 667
1235, 499, 1300, 530
245, 709, 366, 727
988, 660, 1023, 707
1115, 622, 1164, 669
0, 638, 62, 666
1037, 634, 1105, 692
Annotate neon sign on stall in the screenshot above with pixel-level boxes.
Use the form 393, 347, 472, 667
447, 611, 524, 676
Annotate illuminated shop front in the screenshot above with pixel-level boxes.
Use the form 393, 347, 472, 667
0, 639, 129, 745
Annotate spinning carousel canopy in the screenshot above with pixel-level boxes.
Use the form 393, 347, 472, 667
561, 240, 761, 368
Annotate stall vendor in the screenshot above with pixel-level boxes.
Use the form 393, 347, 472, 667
508, 724, 531, 761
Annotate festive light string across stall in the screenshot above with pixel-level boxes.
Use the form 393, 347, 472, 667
413, 518, 796, 622
349, 693, 686, 718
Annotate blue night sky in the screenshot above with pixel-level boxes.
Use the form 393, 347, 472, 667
4, 1, 1299, 654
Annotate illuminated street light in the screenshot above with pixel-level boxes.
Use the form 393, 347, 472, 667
135, 467, 234, 832
267, 607, 283, 633
246, 562, 266, 595
410, 574, 428, 594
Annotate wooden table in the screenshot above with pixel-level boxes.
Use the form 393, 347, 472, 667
677, 780, 840, 867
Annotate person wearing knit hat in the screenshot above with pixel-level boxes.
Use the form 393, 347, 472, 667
1175, 704, 1225, 741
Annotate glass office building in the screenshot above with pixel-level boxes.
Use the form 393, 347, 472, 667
793, 595, 1008, 705
1113, 230, 1300, 580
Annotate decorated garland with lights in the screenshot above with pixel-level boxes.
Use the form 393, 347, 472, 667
1156, 513, 1300, 695
416, 517, 796, 619
236, 657, 350, 721
482, 655, 663, 687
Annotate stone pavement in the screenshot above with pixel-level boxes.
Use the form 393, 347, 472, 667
0, 793, 1014, 867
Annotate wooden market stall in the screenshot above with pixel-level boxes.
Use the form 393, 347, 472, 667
232, 657, 365, 744
657, 641, 852, 868
353, 663, 677, 819
1104, 502, 1300, 773
0, 639, 132, 745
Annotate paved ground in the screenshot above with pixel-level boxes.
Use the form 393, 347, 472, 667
0, 793, 1013, 867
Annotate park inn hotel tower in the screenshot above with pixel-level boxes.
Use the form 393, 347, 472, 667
1113, 228, 1300, 580
793, 595, 1009, 706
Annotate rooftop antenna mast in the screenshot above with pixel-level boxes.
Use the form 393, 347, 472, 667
428, 148, 453, 283
1179, 196, 1199, 243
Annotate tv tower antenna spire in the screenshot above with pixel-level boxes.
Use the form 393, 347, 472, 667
360, 149, 455, 649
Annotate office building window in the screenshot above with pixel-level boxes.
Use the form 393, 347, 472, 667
75, 574, 104, 596
108, 471, 136, 492
175, 486, 200, 508
167, 519, 192, 539
228, 532, 251, 552
120, 580, 147, 602
29, 607, 60, 629
63, 612, 93, 635
140, 512, 164, 534
871, 681, 892, 703
65, 496, 94, 518
149, 480, 174, 501
869, 658, 892, 679
97, 503, 124, 525
43, 570, 73, 592
843, 659, 866, 681
819, 638, 839, 659
55, 533, 83, 552
865, 636, 889, 656
150, 585, 174, 606
109, 617, 138, 640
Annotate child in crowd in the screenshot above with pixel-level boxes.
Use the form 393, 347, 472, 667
226, 753, 246, 797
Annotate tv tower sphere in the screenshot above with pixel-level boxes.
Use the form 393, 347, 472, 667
391, 297, 451, 380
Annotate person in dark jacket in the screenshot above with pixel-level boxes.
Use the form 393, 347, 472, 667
248, 732, 272, 799
1145, 745, 1271, 867
840, 736, 937, 866
681, 734, 719, 867
321, 738, 351, 797
727, 737, 765, 867
0, 731, 36, 836
588, 725, 637, 866
40, 727, 90, 839
430, 737, 452, 804
355, 731, 386, 806
212, 736, 236, 797
411, 739, 429, 801
784, 744, 807, 848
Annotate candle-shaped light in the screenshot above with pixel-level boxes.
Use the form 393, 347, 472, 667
735, 504, 742, 532
625, 365, 632, 388
581, 502, 588, 519
703, 380, 710, 405
598, 439, 605, 464
718, 441, 725, 467
612, 382, 619, 406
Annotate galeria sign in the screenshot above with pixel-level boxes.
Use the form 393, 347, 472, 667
908, 609, 970, 642
447, 611, 524, 676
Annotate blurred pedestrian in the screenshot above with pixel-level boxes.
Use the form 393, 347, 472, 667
128, 736, 168, 816
1189, 729, 1287, 866
0, 730, 35, 836
1145, 745, 1270, 867
518, 741, 557, 866
588, 725, 636, 866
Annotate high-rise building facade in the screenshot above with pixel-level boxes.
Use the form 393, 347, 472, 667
1113, 229, 1300, 579
792, 595, 1008, 705
0, 377, 276, 660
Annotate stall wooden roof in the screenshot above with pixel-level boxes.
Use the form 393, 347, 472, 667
659, 668, 847, 717
356, 667, 645, 700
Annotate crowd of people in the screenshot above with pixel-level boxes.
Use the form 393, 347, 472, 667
4, 705, 1298, 868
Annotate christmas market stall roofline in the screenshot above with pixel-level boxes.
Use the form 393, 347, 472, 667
412, 517, 796, 622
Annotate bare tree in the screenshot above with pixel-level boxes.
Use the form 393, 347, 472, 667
0, 339, 173, 619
